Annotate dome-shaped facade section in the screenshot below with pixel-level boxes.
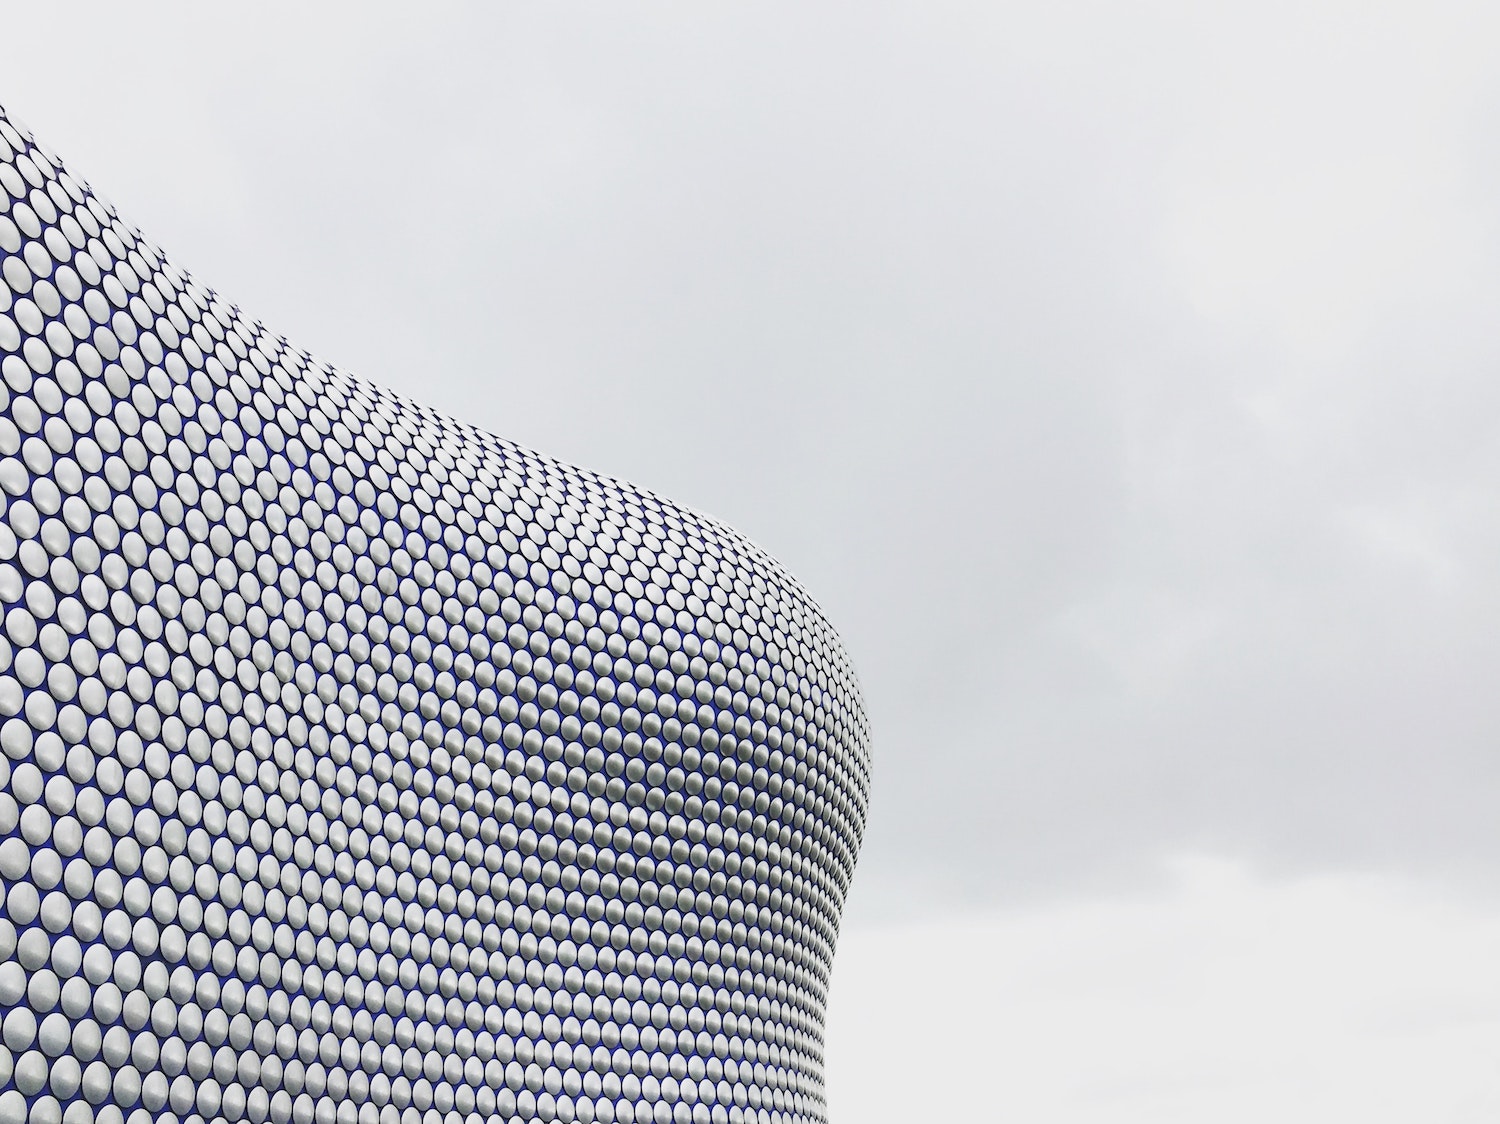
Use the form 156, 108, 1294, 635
0, 105, 870, 1124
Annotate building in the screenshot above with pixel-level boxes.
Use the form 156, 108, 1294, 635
0, 106, 870, 1124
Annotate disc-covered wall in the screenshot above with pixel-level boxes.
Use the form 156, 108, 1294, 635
0, 106, 870, 1124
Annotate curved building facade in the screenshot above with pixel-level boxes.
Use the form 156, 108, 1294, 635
0, 105, 870, 1124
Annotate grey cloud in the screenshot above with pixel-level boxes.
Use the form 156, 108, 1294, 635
8, 0, 1500, 917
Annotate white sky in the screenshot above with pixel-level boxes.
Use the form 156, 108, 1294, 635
827, 859, 1500, 1121
4, 1, 1500, 1115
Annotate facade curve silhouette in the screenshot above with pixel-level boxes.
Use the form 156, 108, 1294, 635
0, 105, 870, 1124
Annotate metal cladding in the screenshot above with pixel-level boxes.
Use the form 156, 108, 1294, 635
0, 106, 870, 1124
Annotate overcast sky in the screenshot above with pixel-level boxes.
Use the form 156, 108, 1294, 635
5, 1, 1500, 1115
